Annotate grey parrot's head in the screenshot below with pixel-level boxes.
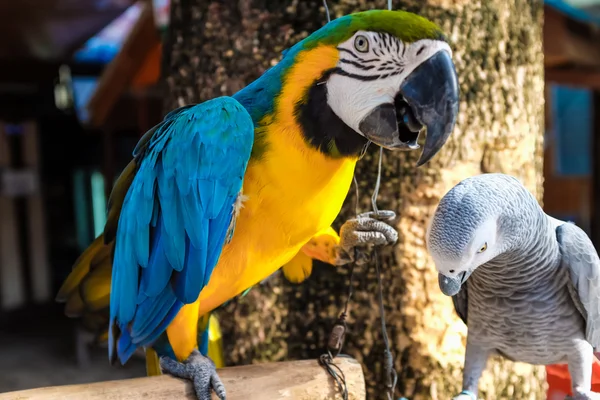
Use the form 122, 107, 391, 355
425, 173, 536, 296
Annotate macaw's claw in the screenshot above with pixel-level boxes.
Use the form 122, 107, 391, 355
334, 210, 398, 266
160, 350, 226, 400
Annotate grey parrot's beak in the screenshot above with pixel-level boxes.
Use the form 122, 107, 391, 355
438, 269, 471, 297
358, 50, 459, 164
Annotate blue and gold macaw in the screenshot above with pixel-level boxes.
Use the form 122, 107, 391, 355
57, 10, 459, 399
58, 227, 342, 371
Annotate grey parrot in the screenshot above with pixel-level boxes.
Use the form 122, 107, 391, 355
425, 173, 600, 400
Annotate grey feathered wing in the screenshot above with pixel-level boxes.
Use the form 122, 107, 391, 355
452, 285, 468, 325
556, 222, 600, 348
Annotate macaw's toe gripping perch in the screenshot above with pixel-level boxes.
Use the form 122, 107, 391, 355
0, 358, 367, 400
335, 210, 399, 266
160, 350, 226, 400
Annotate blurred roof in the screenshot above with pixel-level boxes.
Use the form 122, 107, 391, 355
561, 0, 600, 19
0, 0, 135, 62
545, 0, 600, 88
547, 0, 600, 24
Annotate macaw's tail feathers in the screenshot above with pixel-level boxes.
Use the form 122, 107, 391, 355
56, 159, 139, 355
207, 314, 225, 368
112, 321, 138, 365
56, 235, 113, 316
56, 158, 137, 312
145, 348, 162, 376
55, 234, 114, 345
104, 160, 137, 243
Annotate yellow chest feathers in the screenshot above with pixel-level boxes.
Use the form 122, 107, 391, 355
242, 143, 356, 249
232, 44, 358, 268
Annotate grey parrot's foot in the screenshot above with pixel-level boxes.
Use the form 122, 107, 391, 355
452, 390, 477, 400
569, 392, 600, 400
160, 349, 226, 400
334, 210, 398, 266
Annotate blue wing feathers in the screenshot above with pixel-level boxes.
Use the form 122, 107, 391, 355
116, 329, 137, 363
173, 236, 207, 304
109, 97, 254, 364
139, 218, 172, 297
131, 284, 179, 342
198, 327, 209, 356
207, 197, 237, 272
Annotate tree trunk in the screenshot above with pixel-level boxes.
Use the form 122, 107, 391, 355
162, 1, 546, 399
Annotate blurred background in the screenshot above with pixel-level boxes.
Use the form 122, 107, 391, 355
0, 0, 598, 398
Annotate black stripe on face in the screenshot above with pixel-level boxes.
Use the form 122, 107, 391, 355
337, 47, 361, 59
337, 48, 380, 63
383, 34, 392, 52
340, 58, 375, 70
330, 67, 385, 81
335, 33, 409, 81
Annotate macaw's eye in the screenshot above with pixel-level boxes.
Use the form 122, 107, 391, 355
477, 243, 488, 253
354, 35, 369, 53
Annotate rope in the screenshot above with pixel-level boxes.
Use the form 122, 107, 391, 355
371, 147, 398, 400
319, 259, 354, 399
320, 148, 398, 399
323, 0, 331, 23
371, 147, 383, 214
319, 354, 351, 400
375, 249, 398, 399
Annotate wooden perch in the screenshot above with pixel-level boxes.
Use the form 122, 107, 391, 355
0, 358, 365, 400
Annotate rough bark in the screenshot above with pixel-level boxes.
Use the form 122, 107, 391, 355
162, 1, 546, 399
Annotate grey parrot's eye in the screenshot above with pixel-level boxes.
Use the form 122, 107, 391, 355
354, 35, 369, 53
477, 243, 488, 253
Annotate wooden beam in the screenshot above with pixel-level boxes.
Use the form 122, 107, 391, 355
544, 7, 571, 68
544, 6, 600, 69
0, 123, 26, 310
0, 358, 366, 400
21, 121, 51, 303
87, 0, 160, 127
546, 68, 600, 90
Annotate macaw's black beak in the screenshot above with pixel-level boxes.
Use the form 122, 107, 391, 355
438, 270, 470, 297
358, 50, 459, 165
402, 50, 460, 166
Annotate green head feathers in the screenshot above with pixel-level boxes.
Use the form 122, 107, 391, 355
233, 9, 457, 162
306, 10, 447, 49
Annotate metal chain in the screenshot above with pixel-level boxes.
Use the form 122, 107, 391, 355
321, 148, 398, 399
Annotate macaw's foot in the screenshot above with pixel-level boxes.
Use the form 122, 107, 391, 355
452, 390, 477, 400
569, 392, 600, 400
335, 210, 398, 266
160, 349, 226, 400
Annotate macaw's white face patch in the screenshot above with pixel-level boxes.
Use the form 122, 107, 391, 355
325, 31, 452, 138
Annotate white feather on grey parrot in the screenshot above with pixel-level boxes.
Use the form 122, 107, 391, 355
426, 173, 600, 400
